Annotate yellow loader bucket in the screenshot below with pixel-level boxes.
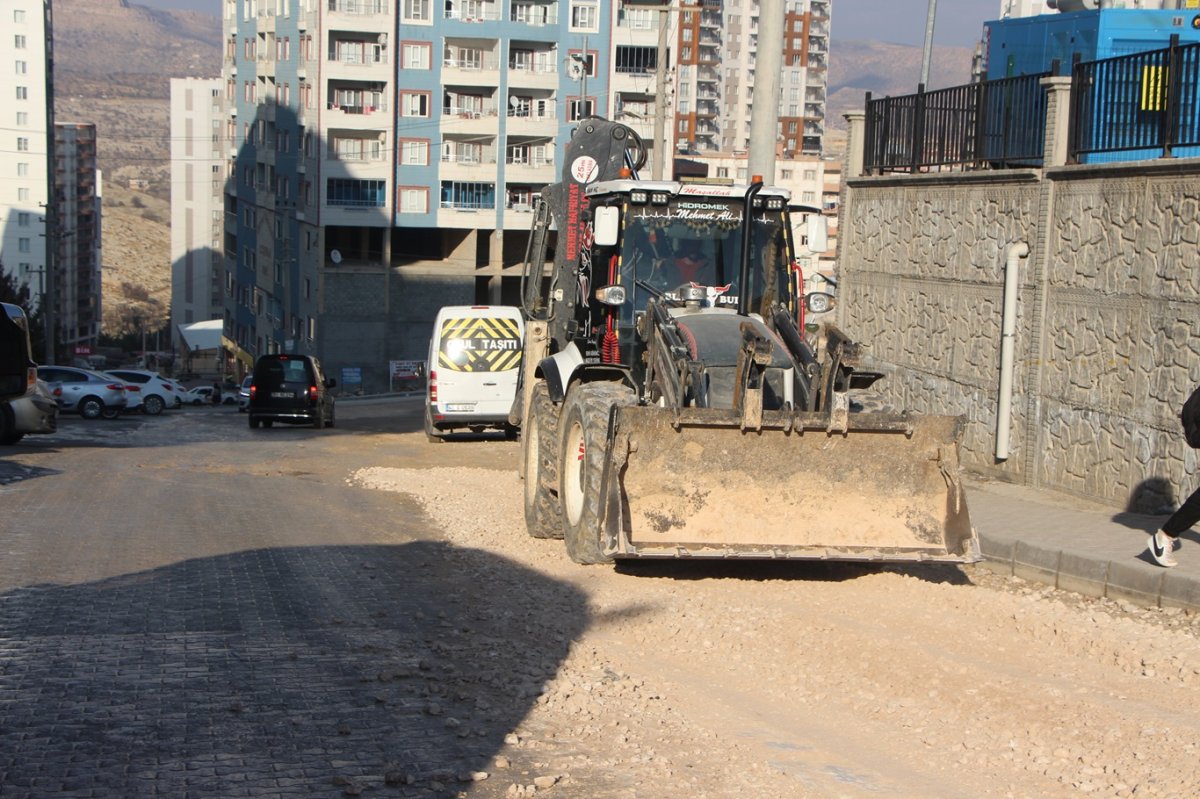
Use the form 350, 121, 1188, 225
601, 407, 979, 563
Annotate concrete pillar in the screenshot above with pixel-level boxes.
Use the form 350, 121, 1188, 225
844, 110, 866, 178
1041, 76, 1073, 168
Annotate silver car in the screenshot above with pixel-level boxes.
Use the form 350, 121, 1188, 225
0, 379, 58, 444
37, 365, 128, 420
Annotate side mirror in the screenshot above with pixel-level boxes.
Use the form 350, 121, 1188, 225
805, 214, 828, 254
593, 206, 619, 247
806, 292, 836, 314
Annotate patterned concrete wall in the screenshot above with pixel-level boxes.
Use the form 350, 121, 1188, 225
840, 163, 1200, 511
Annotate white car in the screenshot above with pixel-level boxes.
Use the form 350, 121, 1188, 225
237, 375, 253, 412
104, 369, 181, 416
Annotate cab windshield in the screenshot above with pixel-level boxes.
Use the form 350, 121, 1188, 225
617, 198, 792, 316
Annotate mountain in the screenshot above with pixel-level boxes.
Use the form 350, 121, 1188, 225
826, 39, 978, 130
53, 0, 221, 335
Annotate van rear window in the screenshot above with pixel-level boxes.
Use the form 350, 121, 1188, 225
438, 317, 522, 372
255, 358, 311, 387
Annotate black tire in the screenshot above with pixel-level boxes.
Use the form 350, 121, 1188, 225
100, 407, 121, 420
523, 382, 562, 540
263, 420, 274, 429
423, 405, 443, 443
327, 407, 335, 428
143, 395, 165, 416
559, 382, 634, 564
78, 396, 103, 420
1, 432, 23, 445
0, 405, 19, 444
249, 416, 260, 429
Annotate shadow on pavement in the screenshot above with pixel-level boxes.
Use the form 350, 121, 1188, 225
0, 541, 588, 797
614, 558, 973, 586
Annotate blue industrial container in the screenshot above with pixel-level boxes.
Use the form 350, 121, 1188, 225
984, 8, 1200, 79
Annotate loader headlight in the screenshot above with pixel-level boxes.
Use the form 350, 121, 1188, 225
630, 190, 649, 204
595, 285, 628, 306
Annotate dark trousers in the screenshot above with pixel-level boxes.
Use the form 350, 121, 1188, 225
1163, 485, 1200, 537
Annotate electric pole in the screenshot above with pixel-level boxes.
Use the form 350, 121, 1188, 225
652, 4, 670, 179
920, 0, 938, 87
748, 0, 785, 182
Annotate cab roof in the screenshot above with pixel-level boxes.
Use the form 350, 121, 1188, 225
584, 179, 792, 202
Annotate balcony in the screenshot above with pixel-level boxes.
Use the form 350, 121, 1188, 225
443, 48, 501, 84
444, 2, 500, 22
507, 52, 558, 89
325, 0, 391, 34
505, 104, 556, 135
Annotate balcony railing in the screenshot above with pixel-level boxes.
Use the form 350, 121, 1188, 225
328, 0, 385, 13
444, 6, 500, 21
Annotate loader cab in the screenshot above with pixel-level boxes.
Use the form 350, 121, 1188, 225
595, 188, 796, 321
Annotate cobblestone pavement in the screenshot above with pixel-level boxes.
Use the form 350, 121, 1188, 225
0, 405, 590, 798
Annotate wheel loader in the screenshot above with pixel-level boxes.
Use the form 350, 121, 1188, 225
514, 118, 979, 565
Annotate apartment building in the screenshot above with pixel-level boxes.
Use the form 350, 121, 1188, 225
0, 0, 50, 312
219, 0, 832, 390
54, 122, 102, 356
170, 79, 226, 353
674, 0, 829, 157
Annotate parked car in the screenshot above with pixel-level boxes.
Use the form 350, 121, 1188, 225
237, 375, 253, 412
104, 369, 181, 415
247, 354, 336, 429
0, 379, 58, 444
36, 366, 127, 420
182, 386, 213, 405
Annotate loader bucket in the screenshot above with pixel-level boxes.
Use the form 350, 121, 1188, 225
602, 407, 978, 563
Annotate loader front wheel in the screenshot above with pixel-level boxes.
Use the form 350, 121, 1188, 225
523, 382, 562, 539
560, 381, 633, 564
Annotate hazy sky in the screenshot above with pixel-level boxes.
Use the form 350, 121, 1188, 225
134, 0, 1001, 49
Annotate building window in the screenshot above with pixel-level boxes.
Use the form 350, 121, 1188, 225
18, 238, 31, 253
567, 98, 594, 121
15, 86, 27, 100
15, 61, 27, 75
16, 163, 28, 177
17, 212, 29, 226
780, 169, 792, 179
14, 34, 26, 49
570, 1, 597, 30
716, 167, 728, 178
307, 316, 316, 341
402, 42, 431, 69
403, 0, 431, 21
326, 178, 386, 207
399, 187, 428, 213
399, 139, 429, 165
16, 111, 28, 126
399, 91, 430, 117
16, 137, 28, 151
13, 9, 25, 22
17, 188, 29, 201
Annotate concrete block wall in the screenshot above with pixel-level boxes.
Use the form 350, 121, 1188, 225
839, 159, 1200, 512
320, 268, 472, 394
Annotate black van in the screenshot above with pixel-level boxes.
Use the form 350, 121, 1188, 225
247, 354, 336, 429
0, 303, 35, 401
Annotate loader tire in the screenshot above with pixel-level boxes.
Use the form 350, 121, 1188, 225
560, 381, 634, 564
523, 382, 562, 539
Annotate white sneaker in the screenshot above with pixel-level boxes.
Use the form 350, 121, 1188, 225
1148, 530, 1178, 568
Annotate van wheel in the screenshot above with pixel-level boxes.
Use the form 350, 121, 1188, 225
249, 416, 260, 429
314, 410, 325, 430
327, 408, 335, 428
263, 420, 273, 429
423, 405, 443, 443
524, 383, 562, 540
560, 382, 634, 564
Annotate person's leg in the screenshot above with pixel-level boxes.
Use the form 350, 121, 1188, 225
1162, 484, 1200, 538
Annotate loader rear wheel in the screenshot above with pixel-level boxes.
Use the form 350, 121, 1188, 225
523, 382, 562, 539
560, 381, 634, 564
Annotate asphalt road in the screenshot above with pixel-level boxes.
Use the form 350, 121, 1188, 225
0, 400, 575, 798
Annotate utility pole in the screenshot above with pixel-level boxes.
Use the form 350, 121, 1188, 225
748, 0, 785, 182
652, 4, 670, 179
920, 0, 938, 87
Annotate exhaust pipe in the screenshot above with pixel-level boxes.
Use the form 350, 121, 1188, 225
737, 178, 765, 316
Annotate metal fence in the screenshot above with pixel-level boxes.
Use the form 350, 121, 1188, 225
864, 73, 1050, 174
1069, 36, 1200, 162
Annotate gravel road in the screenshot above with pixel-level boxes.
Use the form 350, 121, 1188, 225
356, 454, 1200, 799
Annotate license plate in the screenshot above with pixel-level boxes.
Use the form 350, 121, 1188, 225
271, 391, 294, 398
445, 403, 474, 412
